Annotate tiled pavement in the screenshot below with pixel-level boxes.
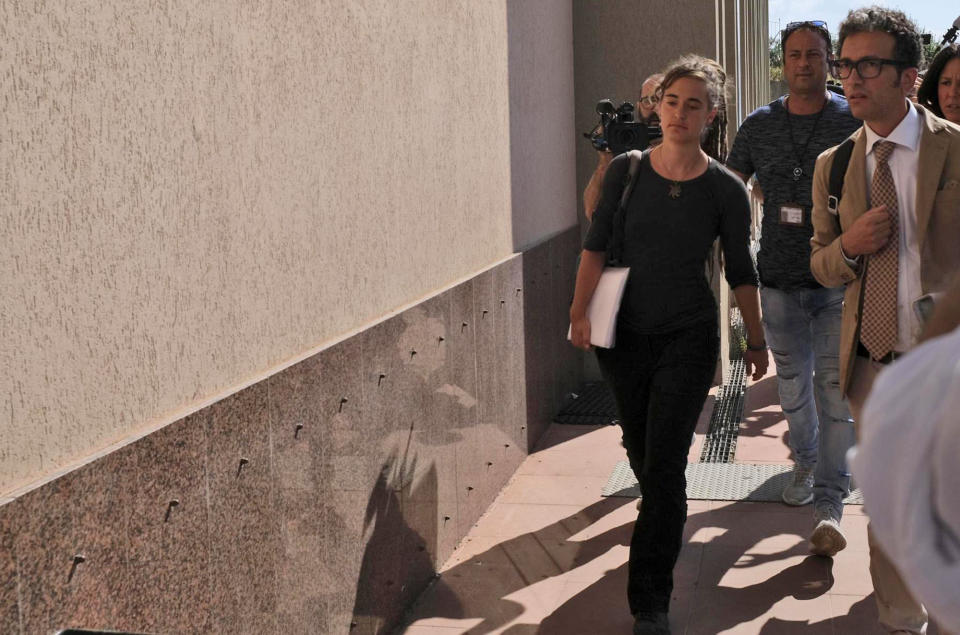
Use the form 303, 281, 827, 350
398, 362, 943, 634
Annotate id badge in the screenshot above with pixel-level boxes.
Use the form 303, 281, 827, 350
779, 203, 804, 226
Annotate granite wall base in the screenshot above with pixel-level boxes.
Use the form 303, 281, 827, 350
0, 226, 582, 635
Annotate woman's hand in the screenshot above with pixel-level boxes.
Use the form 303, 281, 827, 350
731, 284, 768, 380
744, 347, 769, 381
570, 314, 593, 351
569, 250, 606, 350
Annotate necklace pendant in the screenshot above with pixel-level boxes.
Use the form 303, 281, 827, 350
669, 182, 682, 199
792, 166, 803, 181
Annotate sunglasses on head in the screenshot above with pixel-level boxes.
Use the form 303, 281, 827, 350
785, 20, 827, 31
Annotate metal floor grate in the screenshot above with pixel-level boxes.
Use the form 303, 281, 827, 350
553, 381, 619, 426
602, 460, 863, 504
699, 359, 745, 463
699, 308, 746, 463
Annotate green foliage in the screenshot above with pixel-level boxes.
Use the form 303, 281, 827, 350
769, 34, 783, 81
769, 34, 783, 68
922, 41, 940, 69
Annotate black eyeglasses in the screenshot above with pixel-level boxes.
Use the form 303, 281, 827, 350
831, 57, 907, 80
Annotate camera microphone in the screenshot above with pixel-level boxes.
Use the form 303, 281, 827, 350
596, 99, 616, 116
941, 15, 960, 46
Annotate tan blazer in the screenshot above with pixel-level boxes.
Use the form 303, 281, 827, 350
810, 105, 960, 395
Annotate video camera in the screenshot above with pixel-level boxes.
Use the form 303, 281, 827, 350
583, 99, 661, 154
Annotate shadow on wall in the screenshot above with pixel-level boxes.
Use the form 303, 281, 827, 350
348, 220, 584, 633
351, 439, 444, 634
0, 215, 582, 635
343, 264, 529, 633
520, 233, 583, 448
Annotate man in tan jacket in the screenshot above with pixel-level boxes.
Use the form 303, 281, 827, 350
810, 7, 960, 634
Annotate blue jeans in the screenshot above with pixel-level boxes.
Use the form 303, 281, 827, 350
760, 286, 855, 516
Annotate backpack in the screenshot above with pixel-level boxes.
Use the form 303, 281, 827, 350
827, 137, 856, 214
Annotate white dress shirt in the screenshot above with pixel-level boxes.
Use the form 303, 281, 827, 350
863, 101, 923, 351
852, 326, 960, 633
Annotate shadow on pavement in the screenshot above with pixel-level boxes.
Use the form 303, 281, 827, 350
402, 492, 878, 634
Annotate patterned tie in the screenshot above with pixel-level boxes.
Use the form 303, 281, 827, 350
860, 140, 899, 360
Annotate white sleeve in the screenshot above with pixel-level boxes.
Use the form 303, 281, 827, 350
855, 328, 960, 634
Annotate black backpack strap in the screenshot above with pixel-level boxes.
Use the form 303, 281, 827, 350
608, 150, 643, 265
619, 150, 643, 209
827, 138, 855, 214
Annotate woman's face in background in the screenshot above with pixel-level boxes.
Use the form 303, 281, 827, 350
938, 57, 960, 124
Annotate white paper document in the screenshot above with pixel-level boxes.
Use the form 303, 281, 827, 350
567, 266, 630, 349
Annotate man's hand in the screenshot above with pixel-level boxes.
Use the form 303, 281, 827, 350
569, 314, 592, 351
744, 348, 769, 380
840, 205, 892, 257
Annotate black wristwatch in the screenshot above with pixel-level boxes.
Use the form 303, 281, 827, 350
746, 340, 767, 352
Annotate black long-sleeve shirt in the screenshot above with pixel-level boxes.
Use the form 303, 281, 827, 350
583, 151, 757, 333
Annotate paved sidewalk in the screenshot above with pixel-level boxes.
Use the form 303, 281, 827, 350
398, 370, 926, 634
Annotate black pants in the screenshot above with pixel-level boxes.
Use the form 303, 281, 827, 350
595, 321, 719, 614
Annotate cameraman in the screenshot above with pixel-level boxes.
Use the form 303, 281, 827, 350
583, 73, 663, 220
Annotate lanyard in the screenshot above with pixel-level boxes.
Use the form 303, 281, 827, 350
784, 96, 826, 201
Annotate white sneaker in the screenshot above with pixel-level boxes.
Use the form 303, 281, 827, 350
809, 507, 847, 557
782, 465, 815, 506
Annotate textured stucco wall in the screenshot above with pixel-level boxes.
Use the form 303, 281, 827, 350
0, 2, 532, 493
507, 0, 578, 251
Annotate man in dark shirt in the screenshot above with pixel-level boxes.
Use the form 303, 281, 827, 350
727, 21, 861, 557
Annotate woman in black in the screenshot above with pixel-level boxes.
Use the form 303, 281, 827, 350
570, 55, 769, 635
